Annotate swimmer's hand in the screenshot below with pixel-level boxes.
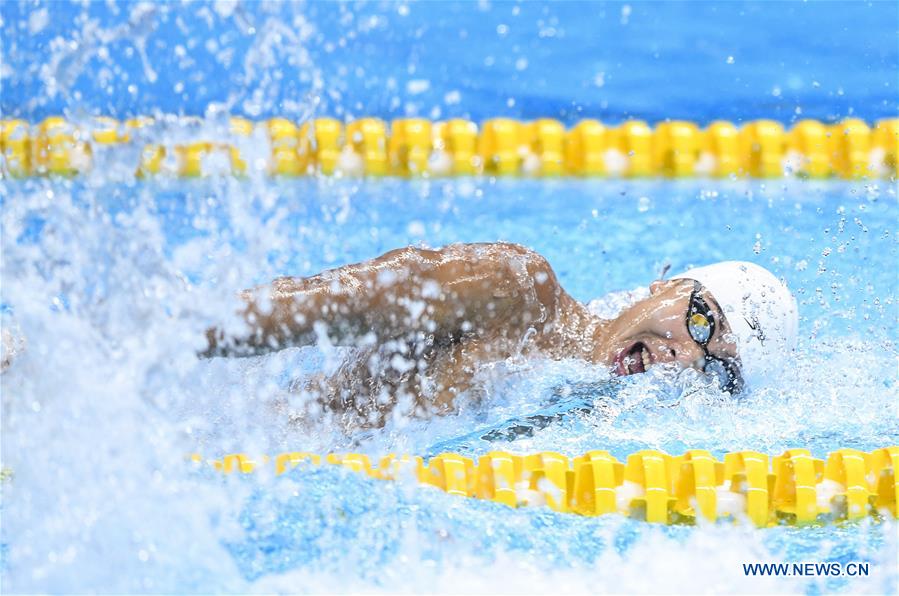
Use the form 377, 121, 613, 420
203, 242, 577, 357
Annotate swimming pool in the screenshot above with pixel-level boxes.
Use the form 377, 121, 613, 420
1, 1, 897, 593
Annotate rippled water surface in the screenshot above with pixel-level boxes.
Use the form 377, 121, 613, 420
2, 0, 898, 593
3, 176, 897, 592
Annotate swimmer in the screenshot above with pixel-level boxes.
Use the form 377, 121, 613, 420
205, 242, 798, 427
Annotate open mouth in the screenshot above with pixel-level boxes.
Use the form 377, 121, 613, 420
614, 341, 652, 376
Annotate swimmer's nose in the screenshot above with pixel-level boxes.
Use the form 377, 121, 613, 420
650, 337, 704, 368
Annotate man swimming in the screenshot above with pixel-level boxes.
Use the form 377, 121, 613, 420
204, 242, 798, 428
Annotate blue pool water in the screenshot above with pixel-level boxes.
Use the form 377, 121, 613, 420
2, 1, 897, 123
2, 1, 898, 593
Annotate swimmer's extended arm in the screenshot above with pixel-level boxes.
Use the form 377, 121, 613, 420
204, 242, 577, 356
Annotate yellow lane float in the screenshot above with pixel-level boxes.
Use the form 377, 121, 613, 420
2, 116, 896, 180
191, 446, 899, 527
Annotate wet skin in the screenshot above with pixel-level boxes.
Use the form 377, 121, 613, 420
206, 242, 738, 428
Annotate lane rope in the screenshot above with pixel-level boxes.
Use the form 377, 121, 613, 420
191, 446, 899, 526
1, 116, 896, 179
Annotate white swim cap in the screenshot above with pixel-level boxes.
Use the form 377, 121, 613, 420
671, 261, 799, 390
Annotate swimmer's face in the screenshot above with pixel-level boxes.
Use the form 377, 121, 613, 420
598, 279, 739, 383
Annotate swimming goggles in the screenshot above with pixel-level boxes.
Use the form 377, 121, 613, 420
686, 282, 743, 393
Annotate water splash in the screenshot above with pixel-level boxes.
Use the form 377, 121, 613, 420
2, 0, 898, 590
2, 173, 896, 592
